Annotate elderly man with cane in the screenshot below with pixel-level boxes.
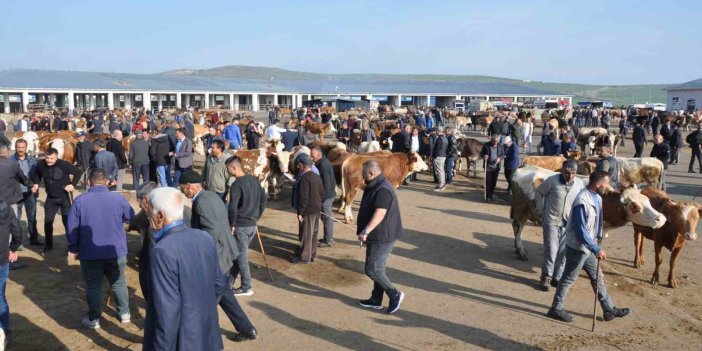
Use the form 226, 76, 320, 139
547, 171, 630, 323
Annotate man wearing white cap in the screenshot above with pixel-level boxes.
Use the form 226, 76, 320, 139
503, 136, 519, 196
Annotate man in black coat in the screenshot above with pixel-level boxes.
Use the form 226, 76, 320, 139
310, 146, 336, 247
632, 122, 647, 158
74, 132, 93, 189
179, 171, 258, 342
390, 125, 411, 153
669, 123, 683, 165
0, 144, 32, 206
480, 135, 505, 202
650, 134, 671, 190
687, 123, 702, 173
106, 130, 128, 191
149, 134, 172, 187
292, 154, 324, 264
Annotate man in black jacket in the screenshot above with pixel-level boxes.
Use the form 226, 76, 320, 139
74, 132, 93, 189
179, 170, 258, 342
356, 160, 405, 314
292, 154, 324, 264
0, 199, 22, 328
480, 135, 505, 202
669, 123, 683, 165
149, 134, 172, 187
650, 134, 671, 190
390, 125, 411, 153
431, 127, 448, 191
687, 123, 702, 173
0, 144, 31, 206
107, 130, 128, 191
310, 146, 336, 247
226, 156, 266, 297
632, 122, 647, 158
31, 148, 81, 253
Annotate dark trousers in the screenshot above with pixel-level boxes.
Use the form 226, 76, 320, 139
132, 163, 149, 190
445, 156, 455, 184
16, 192, 38, 243
669, 146, 679, 164
504, 168, 515, 191
218, 276, 255, 334
172, 165, 192, 187
43, 196, 71, 249
297, 213, 320, 262
485, 168, 500, 200
634, 143, 644, 158
690, 148, 702, 171
365, 241, 399, 303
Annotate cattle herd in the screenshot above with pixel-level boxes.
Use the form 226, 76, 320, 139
5, 104, 701, 293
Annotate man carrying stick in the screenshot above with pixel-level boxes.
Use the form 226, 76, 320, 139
547, 171, 630, 323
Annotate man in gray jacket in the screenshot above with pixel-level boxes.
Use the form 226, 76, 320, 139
548, 171, 630, 323
171, 128, 193, 185
535, 160, 584, 291
92, 139, 118, 187
202, 140, 230, 200
129, 130, 150, 191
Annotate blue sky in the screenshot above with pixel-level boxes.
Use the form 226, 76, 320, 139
0, 0, 700, 85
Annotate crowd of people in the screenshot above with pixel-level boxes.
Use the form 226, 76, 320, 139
0, 106, 411, 349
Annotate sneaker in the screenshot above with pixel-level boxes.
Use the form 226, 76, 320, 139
433, 187, 444, 192
387, 291, 405, 314
689, 170, 696, 173
547, 308, 573, 322
119, 313, 130, 324
317, 240, 332, 248
603, 307, 630, 321
81, 316, 100, 329
440, 185, 448, 191
233, 287, 254, 297
229, 327, 258, 342
538, 277, 550, 292
358, 298, 383, 310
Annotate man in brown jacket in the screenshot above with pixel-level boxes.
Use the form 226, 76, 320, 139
292, 154, 324, 264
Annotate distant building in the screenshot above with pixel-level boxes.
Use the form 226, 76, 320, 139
664, 78, 702, 112
0, 69, 572, 113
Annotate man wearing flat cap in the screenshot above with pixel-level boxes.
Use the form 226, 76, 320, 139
291, 154, 324, 264
534, 159, 584, 291
179, 170, 258, 342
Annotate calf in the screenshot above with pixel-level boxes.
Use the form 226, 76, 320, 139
521, 155, 567, 172
633, 188, 701, 288
510, 167, 666, 260
455, 138, 483, 178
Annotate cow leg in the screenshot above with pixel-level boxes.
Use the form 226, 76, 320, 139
270, 176, 279, 200
634, 229, 644, 268
650, 241, 664, 285
667, 246, 683, 288
471, 161, 477, 178
512, 219, 528, 261
344, 189, 356, 224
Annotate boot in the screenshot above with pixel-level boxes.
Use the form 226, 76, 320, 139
539, 277, 550, 292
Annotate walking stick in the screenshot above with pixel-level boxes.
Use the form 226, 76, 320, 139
255, 226, 274, 282
483, 159, 487, 201
592, 258, 601, 332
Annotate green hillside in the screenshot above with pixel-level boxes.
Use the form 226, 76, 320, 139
161, 65, 670, 106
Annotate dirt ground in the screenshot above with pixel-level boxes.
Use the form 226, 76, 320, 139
6, 124, 702, 351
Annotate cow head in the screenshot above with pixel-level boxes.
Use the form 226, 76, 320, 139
193, 137, 206, 156
567, 150, 582, 160
620, 188, 666, 229
679, 202, 701, 241
408, 151, 429, 172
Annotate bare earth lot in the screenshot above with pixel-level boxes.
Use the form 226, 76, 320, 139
6, 129, 702, 350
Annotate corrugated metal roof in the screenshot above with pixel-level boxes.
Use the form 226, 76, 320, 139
663, 78, 702, 91
0, 69, 568, 96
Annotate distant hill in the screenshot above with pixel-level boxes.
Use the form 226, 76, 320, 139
160, 65, 670, 106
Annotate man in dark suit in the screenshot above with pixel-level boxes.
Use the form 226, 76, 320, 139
142, 187, 226, 351
291, 154, 324, 264
106, 130, 128, 191
171, 128, 193, 185
179, 170, 258, 342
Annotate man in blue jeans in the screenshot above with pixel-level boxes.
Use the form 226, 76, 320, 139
67, 170, 135, 329
356, 160, 405, 314
9, 139, 41, 246
0, 200, 21, 343
227, 156, 266, 297
548, 171, 630, 322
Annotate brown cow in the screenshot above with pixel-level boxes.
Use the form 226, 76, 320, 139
339, 151, 428, 223
633, 188, 702, 288
521, 155, 566, 171
304, 122, 336, 140
510, 166, 666, 260
455, 138, 483, 178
